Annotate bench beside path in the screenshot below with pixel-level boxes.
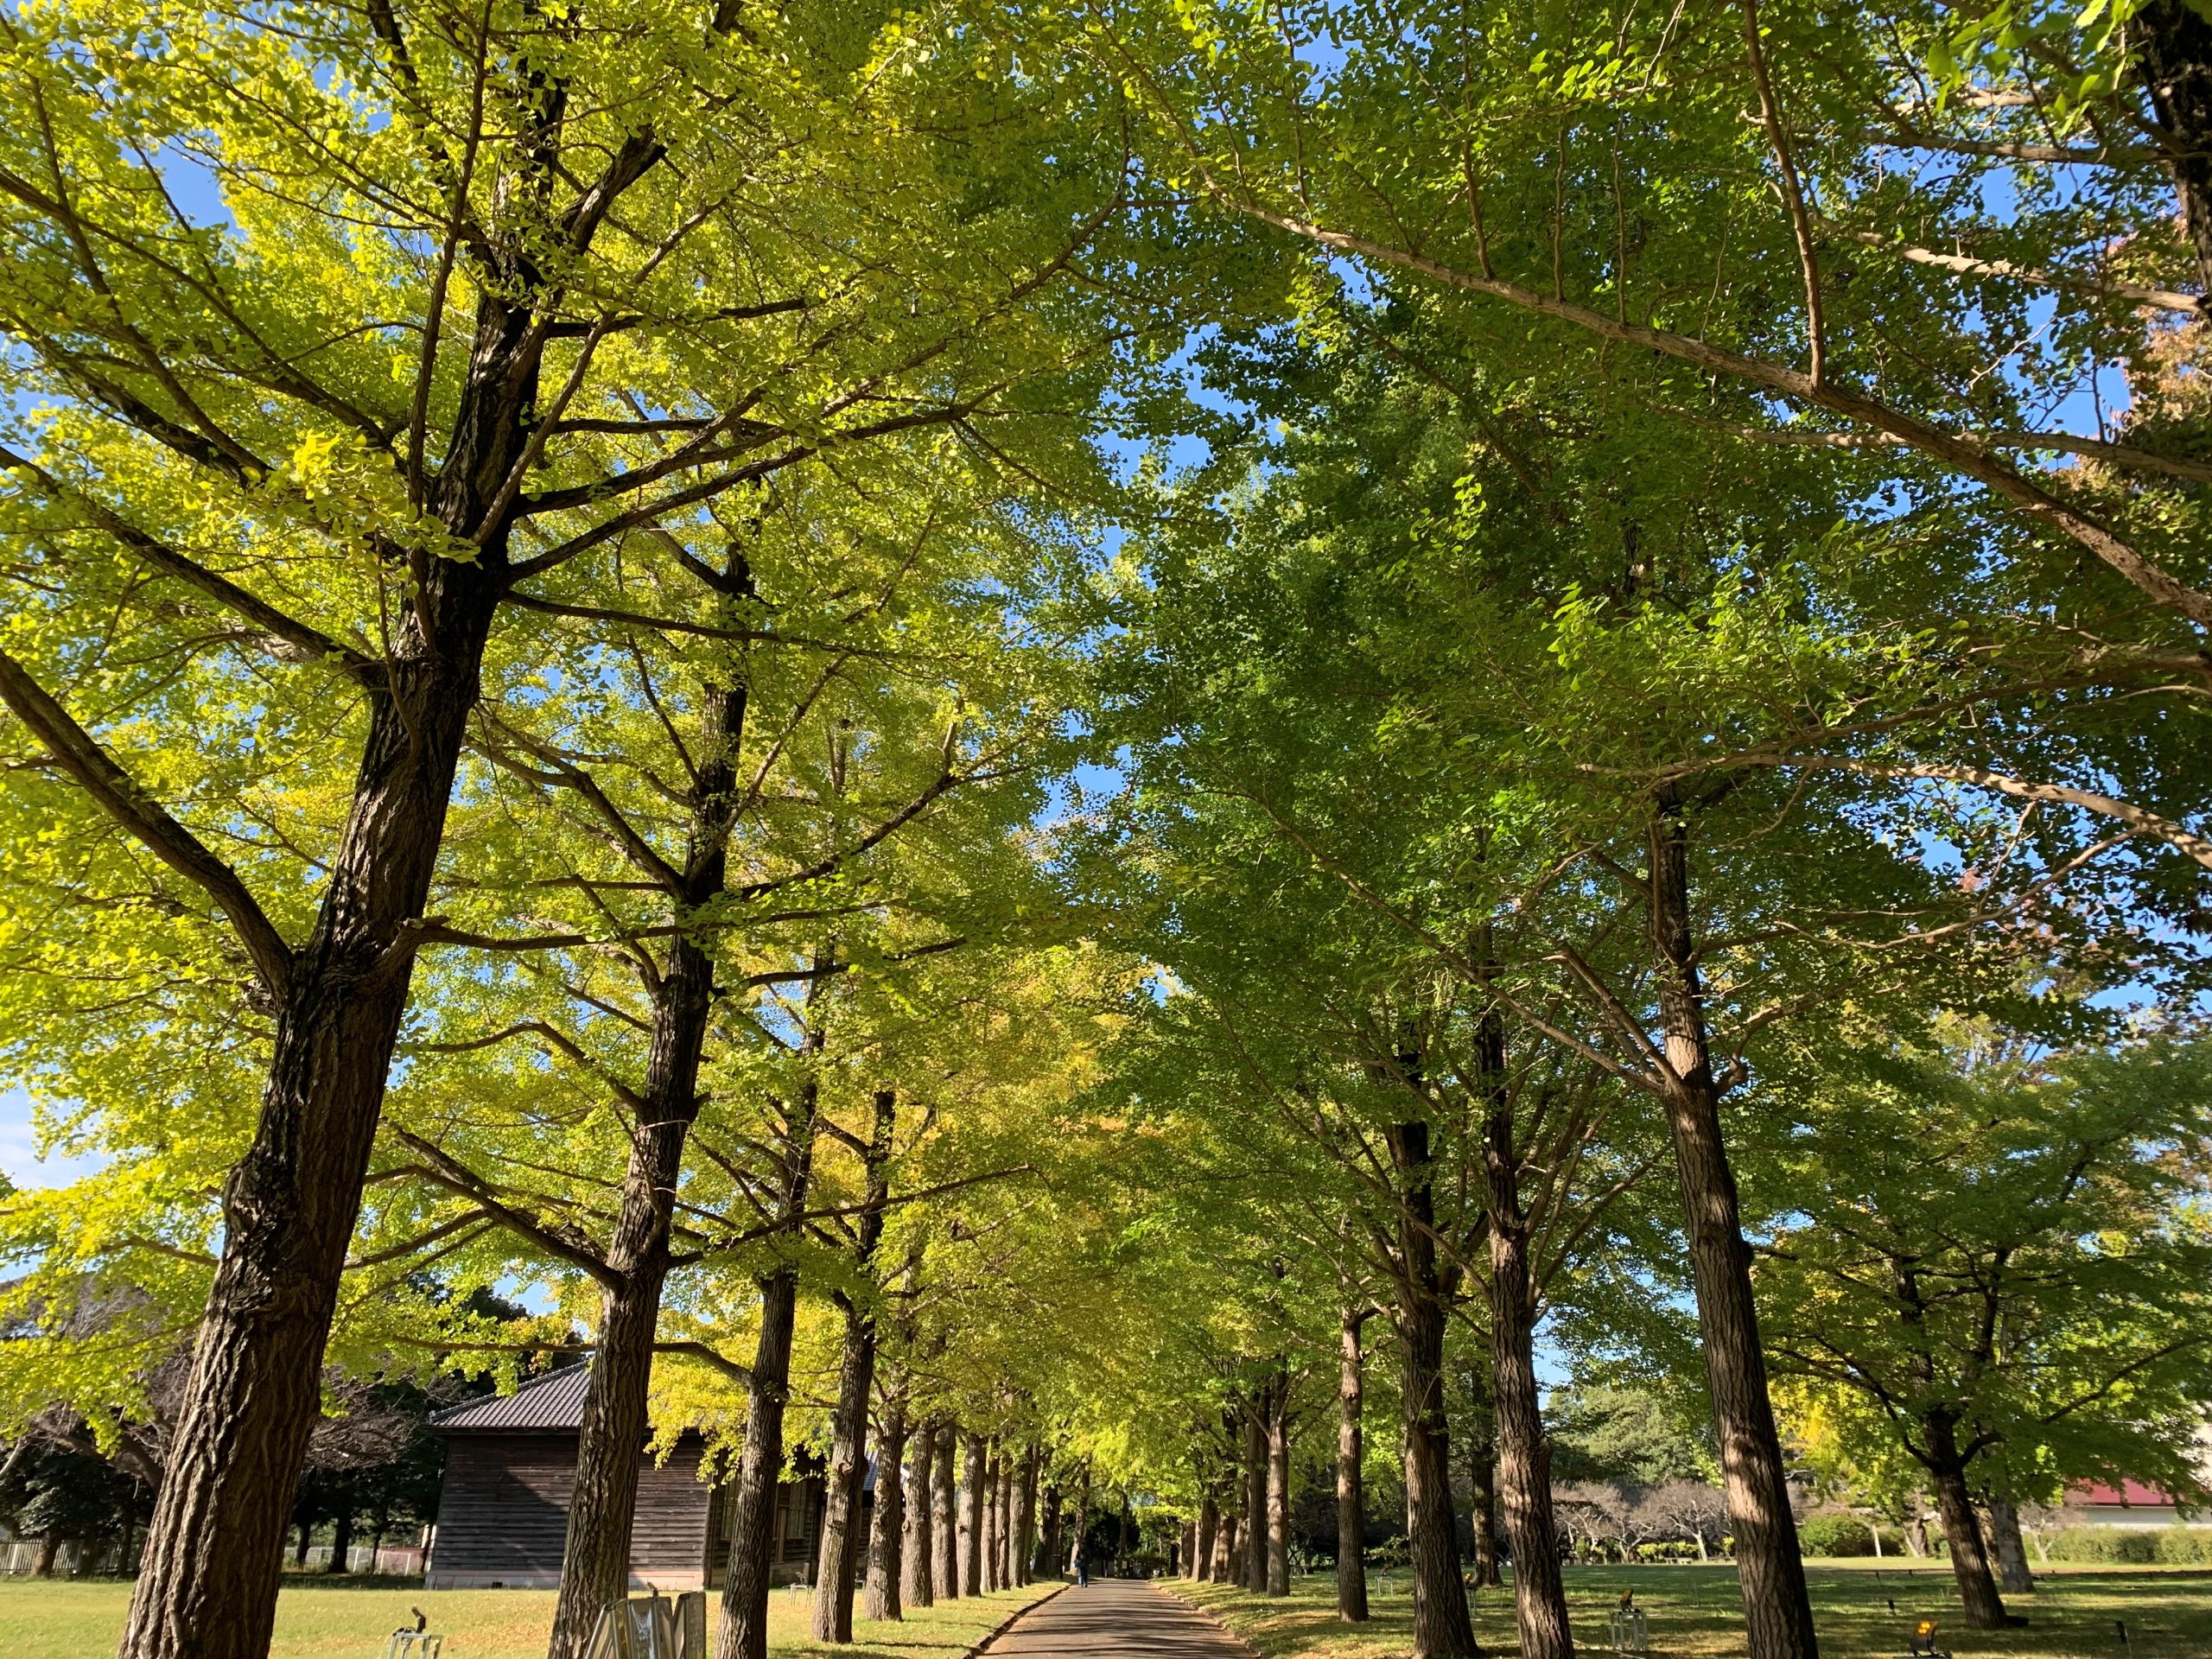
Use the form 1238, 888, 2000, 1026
982, 1581, 1250, 1659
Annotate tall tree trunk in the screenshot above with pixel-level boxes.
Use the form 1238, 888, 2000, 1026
1014, 1446, 1038, 1585
866, 1399, 909, 1623
1648, 801, 1817, 1659
293, 1522, 310, 1569
1984, 1489, 2034, 1598
958, 1433, 985, 1597
1923, 1420, 2007, 1629
1266, 1390, 1291, 1597
102, 124, 680, 1640
1217, 1513, 1239, 1585
1038, 1484, 1063, 1583
548, 560, 753, 1659
327, 1509, 353, 1576
1196, 1491, 1218, 1586
1478, 1001, 1572, 1659
715, 1266, 802, 1659
813, 1090, 894, 1643
981, 1444, 1003, 1592
1385, 1118, 1480, 1659
994, 1445, 1015, 1589
901, 1426, 935, 1610
1243, 1407, 1268, 1592
932, 1425, 960, 1599
2138, 1, 2212, 294
716, 1038, 824, 1659
1337, 1307, 1369, 1623
1465, 1370, 1500, 1591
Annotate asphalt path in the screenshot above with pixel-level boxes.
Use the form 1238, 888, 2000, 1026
982, 1582, 1247, 1659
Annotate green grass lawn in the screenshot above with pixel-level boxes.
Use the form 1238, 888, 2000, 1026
0, 1575, 1059, 1659
1174, 1561, 2212, 1658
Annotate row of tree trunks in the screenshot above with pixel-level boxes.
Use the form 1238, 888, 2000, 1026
811, 1090, 895, 1641
1337, 1307, 1370, 1621
1385, 1116, 1481, 1659
1647, 801, 1819, 1659
902, 1427, 937, 1609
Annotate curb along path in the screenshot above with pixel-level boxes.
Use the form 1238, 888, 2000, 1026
978, 1581, 1254, 1659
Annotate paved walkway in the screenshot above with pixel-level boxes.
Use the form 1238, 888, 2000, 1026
986, 1582, 1245, 1659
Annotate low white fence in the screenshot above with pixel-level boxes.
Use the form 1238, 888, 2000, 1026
1, 1540, 425, 1577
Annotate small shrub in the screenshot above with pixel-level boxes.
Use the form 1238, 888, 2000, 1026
1795, 1515, 1874, 1557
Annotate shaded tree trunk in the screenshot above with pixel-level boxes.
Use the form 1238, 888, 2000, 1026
293, 1523, 310, 1569
1465, 1370, 1500, 1591
327, 1509, 353, 1576
901, 1426, 935, 1610
108, 122, 677, 1651
1648, 802, 1817, 1659
1217, 1512, 1239, 1584
1478, 999, 1571, 1659
1984, 1490, 2034, 1598
1196, 1492, 1218, 1586
932, 1425, 959, 1599
715, 1266, 802, 1659
813, 1090, 894, 1643
1337, 1308, 1369, 1623
1014, 1446, 1038, 1585
865, 1399, 908, 1623
958, 1433, 985, 1597
1385, 1118, 1480, 1659
1038, 1484, 1063, 1583
1923, 1420, 2007, 1629
1243, 1407, 1268, 1591
548, 559, 753, 1659
1266, 1390, 1291, 1597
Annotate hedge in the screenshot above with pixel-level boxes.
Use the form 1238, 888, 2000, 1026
1796, 1516, 1875, 1557
2031, 1525, 2212, 1564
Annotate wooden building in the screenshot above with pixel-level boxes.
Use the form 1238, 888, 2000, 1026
424, 1363, 829, 1591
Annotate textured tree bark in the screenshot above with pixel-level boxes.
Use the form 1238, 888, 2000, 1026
1218, 1512, 1239, 1583
1386, 1119, 1480, 1659
932, 1425, 960, 1599
1337, 1307, 1369, 1622
112, 116, 674, 1659
813, 1090, 894, 1642
1478, 1007, 1572, 1659
865, 1400, 909, 1623
1243, 1407, 1268, 1591
959, 1434, 985, 1597
993, 1445, 1016, 1589
901, 1427, 935, 1610
1038, 1484, 1063, 1583
981, 1444, 1003, 1592
1014, 1446, 1038, 1584
2138, 1, 2212, 293
548, 567, 753, 1659
1648, 802, 1817, 1659
1923, 1421, 2007, 1627
1266, 1392, 1291, 1596
1196, 1491, 1218, 1585
1465, 1370, 1500, 1591
327, 1509, 353, 1574
1984, 1490, 2034, 1597
715, 1266, 802, 1659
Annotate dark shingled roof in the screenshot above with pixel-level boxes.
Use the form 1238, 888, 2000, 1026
429, 1363, 592, 1432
